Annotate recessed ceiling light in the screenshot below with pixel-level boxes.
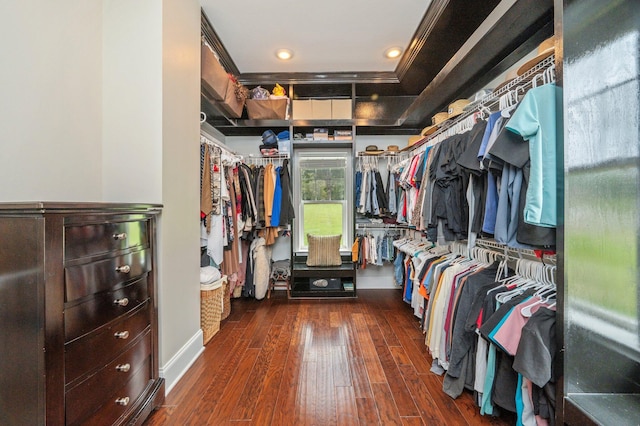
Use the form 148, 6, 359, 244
384, 47, 403, 59
276, 49, 293, 60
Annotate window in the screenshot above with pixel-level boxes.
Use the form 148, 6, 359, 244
292, 148, 353, 253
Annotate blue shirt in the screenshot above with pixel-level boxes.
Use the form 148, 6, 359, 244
506, 84, 561, 227
477, 112, 502, 159
271, 167, 283, 227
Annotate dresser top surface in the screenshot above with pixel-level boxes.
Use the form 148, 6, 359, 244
0, 202, 163, 214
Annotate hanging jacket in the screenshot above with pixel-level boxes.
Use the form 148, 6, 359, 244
279, 159, 295, 225
251, 236, 272, 300
271, 166, 283, 227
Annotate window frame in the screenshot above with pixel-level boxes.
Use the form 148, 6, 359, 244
292, 147, 353, 254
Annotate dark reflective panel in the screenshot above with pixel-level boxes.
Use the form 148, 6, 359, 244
564, 0, 640, 424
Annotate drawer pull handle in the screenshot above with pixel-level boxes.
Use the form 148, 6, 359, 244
113, 232, 127, 240
114, 297, 129, 307
115, 265, 131, 274
115, 397, 130, 406
115, 363, 131, 373
114, 330, 129, 340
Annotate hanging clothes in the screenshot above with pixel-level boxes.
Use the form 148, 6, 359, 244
201, 137, 293, 300
270, 166, 282, 227
221, 165, 241, 294
278, 158, 295, 225
250, 236, 272, 300
506, 84, 561, 229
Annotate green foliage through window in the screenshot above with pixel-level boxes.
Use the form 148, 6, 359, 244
301, 167, 346, 201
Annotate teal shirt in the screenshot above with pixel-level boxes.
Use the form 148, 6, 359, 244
506, 84, 561, 228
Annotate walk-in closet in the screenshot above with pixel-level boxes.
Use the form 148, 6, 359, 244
1, 0, 638, 425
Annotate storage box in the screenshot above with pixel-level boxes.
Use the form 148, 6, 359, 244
278, 139, 291, 154
331, 99, 353, 119
311, 99, 332, 119
201, 44, 229, 101
200, 276, 227, 344
333, 129, 353, 140
313, 128, 329, 140
292, 99, 313, 120
246, 98, 289, 120
216, 81, 245, 118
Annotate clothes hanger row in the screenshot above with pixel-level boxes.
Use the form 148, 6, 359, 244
356, 223, 409, 230
358, 155, 380, 171
244, 155, 289, 167
200, 133, 238, 157
417, 54, 556, 149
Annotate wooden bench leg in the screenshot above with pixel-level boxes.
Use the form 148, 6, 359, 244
267, 278, 274, 299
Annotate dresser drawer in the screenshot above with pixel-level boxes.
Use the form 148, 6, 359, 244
65, 249, 151, 302
65, 302, 151, 385
65, 331, 152, 426
65, 219, 149, 260
65, 277, 149, 343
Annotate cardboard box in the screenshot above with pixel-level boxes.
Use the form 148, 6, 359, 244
331, 99, 353, 119
313, 128, 329, 140
246, 99, 288, 120
216, 82, 245, 118
201, 45, 229, 101
311, 99, 332, 119
292, 100, 313, 120
333, 129, 353, 140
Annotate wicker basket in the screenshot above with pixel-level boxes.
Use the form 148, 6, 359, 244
221, 279, 231, 320
201, 276, 227, 345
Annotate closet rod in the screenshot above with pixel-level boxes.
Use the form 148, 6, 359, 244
474, 238, 556, 265
355, 223, 410, 230
244, 154, 290, 167
200, 131, 239, 157
355, 153, 406, 159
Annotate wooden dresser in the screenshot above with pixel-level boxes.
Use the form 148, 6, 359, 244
0, 203, 164, 425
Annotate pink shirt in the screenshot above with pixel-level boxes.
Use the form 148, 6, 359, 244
492, 297, 550, 356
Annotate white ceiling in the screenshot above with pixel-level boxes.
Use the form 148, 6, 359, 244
200, 0, 431, 74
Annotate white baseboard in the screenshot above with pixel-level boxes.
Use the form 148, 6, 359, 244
159, 329, 205, 395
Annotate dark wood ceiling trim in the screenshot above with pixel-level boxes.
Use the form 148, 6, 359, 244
394, 0, 449, 82
238, 72, 399, 86
399, 0, 553, 127
397, 0, 503, 95
201, 9, 240, 76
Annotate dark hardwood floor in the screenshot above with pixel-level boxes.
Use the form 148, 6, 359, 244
144, 289, 514, 425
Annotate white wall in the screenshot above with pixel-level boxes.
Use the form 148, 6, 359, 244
1, 0, 203, 395
0, 1, 103, 201
102, 0, 163, 203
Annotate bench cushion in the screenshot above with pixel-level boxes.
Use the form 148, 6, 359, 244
306, 234, 342, 267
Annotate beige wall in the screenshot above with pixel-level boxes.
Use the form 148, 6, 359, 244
158, 0, 202, 388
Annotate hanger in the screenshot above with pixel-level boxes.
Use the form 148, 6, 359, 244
501, 89, 519, 118
521, 287, 556, 317
478, 104, 491, 120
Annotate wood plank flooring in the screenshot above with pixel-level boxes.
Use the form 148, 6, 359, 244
144, 289, 514, 425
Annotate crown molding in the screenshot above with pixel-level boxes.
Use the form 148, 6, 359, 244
394, 0, 449, 81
